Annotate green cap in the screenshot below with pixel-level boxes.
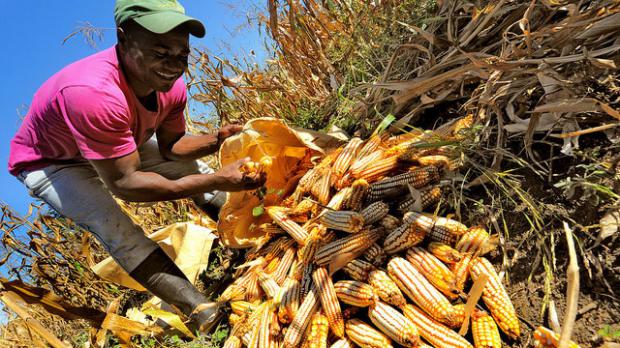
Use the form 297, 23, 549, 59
114, 0, 205, 38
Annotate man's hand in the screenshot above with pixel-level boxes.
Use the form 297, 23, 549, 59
217, 124, 244, 144
213, 157, 266, 192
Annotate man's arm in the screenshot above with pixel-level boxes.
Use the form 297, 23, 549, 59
157, 124, 243, 162
90, 150, 261, 202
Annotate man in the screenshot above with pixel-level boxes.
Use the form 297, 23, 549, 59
8, 0, 263, 332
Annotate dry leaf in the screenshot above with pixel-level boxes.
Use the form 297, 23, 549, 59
596, 210, 620, 247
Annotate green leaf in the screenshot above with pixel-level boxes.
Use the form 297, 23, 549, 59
252, 205, 265, 217
372, 114, 395, 135
213, 327, 229, 342
72, 260, 84, 276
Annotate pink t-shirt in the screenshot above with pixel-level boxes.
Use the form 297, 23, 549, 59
8, 45, 187, 176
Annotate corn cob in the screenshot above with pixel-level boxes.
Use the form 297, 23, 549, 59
219, 283, 246, 302
387, 257, 459, 327
320, 210, 365, 233
386, 138, 425, 158
450, 114, 474, 140
230, 300, 257, 338
348, 150, 384, 178
343, 259, 376, 282
297, 168, 321, 195
303, 312, 319, 348
469, 257, 520, 338
428, 216, 468, 245
456, 226, 489, 255
533, 326, 581, 348
362, 243, 387, 267
299, 226, 324, 265
313, 267, 345, 338
229, 313, 243, 326
223, 336, 242, 348
269, 310, 280, 340
428, 242, 462, 265
261, 237, 295, 264
245, 271, 265, 302
356, 132, 387, 160
314, 227, 384, 266
417, 155, 452, 169
292, 198, 316, 216
282, 285, 320, 348
326, 187, 352, 211
316, 148, 343, 170
267, 207, 309, 245
329, 338, 355, 348
251, 223, 286, 237
333, 137, 363, 179
383, 212, 428, 254
259, 303, 273, 348
368, 269, 407, 308
368, 166, 441, 201
345, 319, 394, 348
448, 303, 466, 328
264, 256, 282, 274
333, 280, 376, 307
368, 300, 420, 347
231, 301, 258, 316
471, 310, 501, 348
309, 312, 329, 348
451, 252, 472, 292
360, 201, 389, 225
380, 214, 400, 230
351, 155, 400, 183
246, 302, 269, 348
346, 179, 369, 211
406, 247, 458, 300
402, 304, 473, 348
300, 263, 315, 299
335, 172, 353, 189
398, 186, 442, 213
258, 270, 282, 302
241, 330, 253, 347
271, 246, 296, 285
311, 171, 332, 205
277, 277, 301, 324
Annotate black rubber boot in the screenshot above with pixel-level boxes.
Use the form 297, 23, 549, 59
129, 248, 219, 333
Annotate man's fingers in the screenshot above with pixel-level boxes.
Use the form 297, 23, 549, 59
236, 157, 252, 167
230, 124, 243, 133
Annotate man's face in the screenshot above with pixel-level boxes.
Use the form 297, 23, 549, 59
119, 23, 190, 94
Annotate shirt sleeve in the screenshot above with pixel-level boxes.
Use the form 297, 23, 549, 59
58, 86, 137, 160
158, 79, 187, 134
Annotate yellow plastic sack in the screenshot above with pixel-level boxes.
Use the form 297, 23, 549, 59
92, 222, 216, 291
218, 117, 340, 248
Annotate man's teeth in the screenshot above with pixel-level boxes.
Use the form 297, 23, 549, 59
157, 72, 176, 79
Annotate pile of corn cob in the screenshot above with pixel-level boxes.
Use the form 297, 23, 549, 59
219, 118, 530, 348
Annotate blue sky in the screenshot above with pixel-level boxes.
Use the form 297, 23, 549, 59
0, 1, 269, 215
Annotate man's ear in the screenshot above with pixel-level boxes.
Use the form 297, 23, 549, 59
117, 27, 127, 47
